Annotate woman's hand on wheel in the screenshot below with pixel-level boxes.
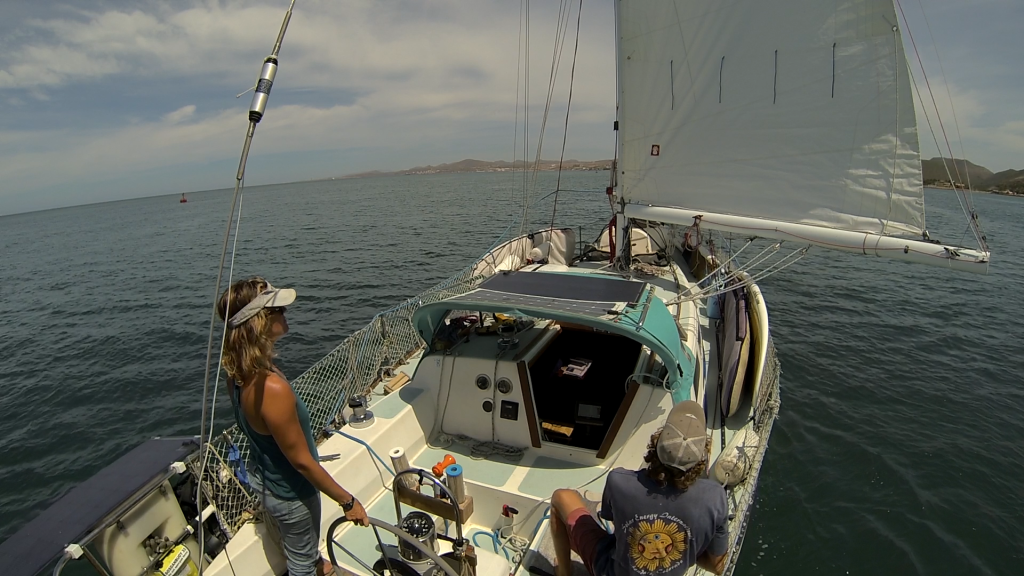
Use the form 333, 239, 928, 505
345, 499, 369, 527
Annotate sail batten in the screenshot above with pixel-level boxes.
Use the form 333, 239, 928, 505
617, 0, 925, 237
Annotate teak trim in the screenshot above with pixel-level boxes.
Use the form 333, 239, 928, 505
517, 361, 542, 448
596, 379, 641, 459
395, 483, 474, 523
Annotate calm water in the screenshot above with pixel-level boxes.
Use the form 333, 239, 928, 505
1, 173, 1021, 575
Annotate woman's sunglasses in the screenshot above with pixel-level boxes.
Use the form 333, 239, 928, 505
267, 306, 287, 315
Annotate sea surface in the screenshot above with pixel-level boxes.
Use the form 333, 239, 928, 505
1, 172, 1021, 575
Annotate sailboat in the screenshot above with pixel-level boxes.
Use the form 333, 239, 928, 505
0, 1, 989, 576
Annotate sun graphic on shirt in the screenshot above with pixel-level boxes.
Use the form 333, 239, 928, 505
627, 517, 688, 573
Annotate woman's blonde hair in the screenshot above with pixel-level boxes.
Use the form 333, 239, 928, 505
217, 277, 276, 384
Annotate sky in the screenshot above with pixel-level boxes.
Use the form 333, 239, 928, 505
0, 0, 1020, 215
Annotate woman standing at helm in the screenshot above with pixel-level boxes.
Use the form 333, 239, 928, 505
218, 277, 368, 576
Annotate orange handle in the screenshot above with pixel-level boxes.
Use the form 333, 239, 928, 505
432, 454, 456, 477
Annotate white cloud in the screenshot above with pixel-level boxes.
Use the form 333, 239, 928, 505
163, 104, 197, 124
0, 0, 1019, 213
913, 80, 1024, 171
0, 0, 616, 211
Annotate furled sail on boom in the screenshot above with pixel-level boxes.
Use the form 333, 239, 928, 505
615, 0, 989, 272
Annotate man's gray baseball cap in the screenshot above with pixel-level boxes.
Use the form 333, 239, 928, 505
656, 400, 707, 471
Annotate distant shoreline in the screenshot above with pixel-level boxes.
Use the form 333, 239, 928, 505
332, 158, 1022, 196
337, 159, 613, 180
927, 183, 1021, 197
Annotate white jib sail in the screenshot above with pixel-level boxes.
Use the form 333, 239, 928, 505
617, 0, 925, 237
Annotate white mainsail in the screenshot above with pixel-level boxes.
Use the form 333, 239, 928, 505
615, 0, 989, 271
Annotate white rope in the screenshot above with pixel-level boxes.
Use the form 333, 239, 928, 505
624, 371, 669, 394
668, 244, 808, 305
738, 245, 810, 284
693, 239, 755, 287
197, 179, 245, 576
204, 189, 244, 465
697, 242, 783, 291
431, 433, 527, 462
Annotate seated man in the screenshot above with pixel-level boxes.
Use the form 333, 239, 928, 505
549, 400, 729, 576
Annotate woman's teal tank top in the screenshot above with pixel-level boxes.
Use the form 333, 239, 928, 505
230, 373, 319, 501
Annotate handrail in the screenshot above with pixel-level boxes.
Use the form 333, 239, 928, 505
391, 470, 465, 543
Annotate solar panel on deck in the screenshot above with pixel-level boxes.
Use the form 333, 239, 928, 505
447, 289, 620, 319
480, 271, 645, 303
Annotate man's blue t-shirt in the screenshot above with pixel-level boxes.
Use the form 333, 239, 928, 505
599, 468, 729, 576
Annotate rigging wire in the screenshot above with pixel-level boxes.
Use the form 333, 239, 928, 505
912, 0, 973, 193
894, 0, 986, 251
519, 0, 531, 235
668, 241, 808, 305
196, 166, 249, 576
881, 24, 900, 237
511, 0, 526, 223
523, 0, 575, 232
695, 239, 754, 286
549, 0, 585, 231
679, 249, 807, 304
906, 58, 974, 243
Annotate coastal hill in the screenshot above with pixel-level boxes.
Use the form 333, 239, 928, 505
343, 159, 612, 179
342, 156, 1023, 194
922, 157, 1024, 193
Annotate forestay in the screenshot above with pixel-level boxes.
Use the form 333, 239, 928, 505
617, 0, 924, 237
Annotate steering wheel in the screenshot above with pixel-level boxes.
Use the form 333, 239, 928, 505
326, 516, 462, 576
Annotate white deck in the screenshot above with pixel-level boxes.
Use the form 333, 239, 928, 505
204, 242, 772, 576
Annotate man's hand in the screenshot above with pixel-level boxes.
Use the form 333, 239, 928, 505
345, 498, 370, 527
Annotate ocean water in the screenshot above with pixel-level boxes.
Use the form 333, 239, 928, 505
0, 172, 1020, 575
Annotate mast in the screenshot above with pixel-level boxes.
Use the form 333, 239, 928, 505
612, 0, 629, 267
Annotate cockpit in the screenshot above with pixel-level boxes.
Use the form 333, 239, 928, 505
410, 269, 696, 459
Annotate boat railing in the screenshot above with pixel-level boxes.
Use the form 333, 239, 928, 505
722, 337, 782, 574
